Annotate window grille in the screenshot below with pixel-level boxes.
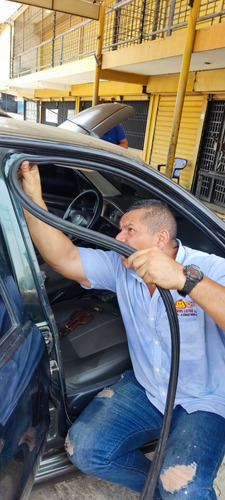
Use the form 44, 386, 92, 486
11, 0, 225, 78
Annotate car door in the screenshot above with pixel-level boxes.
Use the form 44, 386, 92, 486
0, 243, 50, 500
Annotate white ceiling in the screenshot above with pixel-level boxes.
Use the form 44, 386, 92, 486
111, 48, 225, 76
1, 47, 225, 95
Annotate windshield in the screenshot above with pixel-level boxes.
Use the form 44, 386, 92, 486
102, 172, 150, 198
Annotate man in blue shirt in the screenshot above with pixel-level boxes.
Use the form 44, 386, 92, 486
19, 161, 225, 499
101, 124, 128, 148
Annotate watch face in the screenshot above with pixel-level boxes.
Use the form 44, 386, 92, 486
178, 264, 204, 296
184, 265, 204, 281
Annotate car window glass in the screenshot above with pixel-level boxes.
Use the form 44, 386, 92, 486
0, 276, 18, 344
39, 164, 150, 200
39, 164, 93, 198
0, 228, 21, 344
0, 226, 13, 274
101, 172, 150, 198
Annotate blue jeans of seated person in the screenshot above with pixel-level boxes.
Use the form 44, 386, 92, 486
65, 369, 225, 499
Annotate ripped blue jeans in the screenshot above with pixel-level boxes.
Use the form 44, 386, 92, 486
65, 369, 225, 499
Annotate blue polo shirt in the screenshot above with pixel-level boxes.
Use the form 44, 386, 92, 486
101, 125, 126, 145
78, 242, 225, 418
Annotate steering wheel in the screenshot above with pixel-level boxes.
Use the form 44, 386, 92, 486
63, 189, 103, 229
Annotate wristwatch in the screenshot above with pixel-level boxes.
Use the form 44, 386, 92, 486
177, 264, 204, 297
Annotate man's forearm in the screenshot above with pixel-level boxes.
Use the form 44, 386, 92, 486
19, 161, 89, 285
23, 201, 77, 278
189, 276, 225, 331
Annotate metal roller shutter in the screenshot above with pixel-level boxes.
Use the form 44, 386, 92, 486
150, 95, 204, 189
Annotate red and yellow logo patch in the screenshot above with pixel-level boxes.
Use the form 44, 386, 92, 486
174, 300, 197, 317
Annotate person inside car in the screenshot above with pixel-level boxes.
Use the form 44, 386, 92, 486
19, 160, 225, 499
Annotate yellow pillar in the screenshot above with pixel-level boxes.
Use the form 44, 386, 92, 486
75, 96, 80, 114
165, 0, 201, 178
143, 95, 159, 163
92, 1, 105, 106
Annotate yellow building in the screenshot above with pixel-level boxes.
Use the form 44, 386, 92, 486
1, 0, 225, 210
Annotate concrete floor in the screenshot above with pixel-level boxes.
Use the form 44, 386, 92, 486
30, 453, 225, 499
30, 471, 139, 500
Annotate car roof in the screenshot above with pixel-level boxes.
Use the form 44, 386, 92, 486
0, 116, 137, 160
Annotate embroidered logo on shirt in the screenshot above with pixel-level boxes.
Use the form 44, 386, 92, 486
174, 300, 197, 317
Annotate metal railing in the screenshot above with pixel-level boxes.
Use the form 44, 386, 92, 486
12, 0, 225, 78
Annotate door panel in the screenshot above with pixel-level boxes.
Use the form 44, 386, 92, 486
0, 254, 50, 500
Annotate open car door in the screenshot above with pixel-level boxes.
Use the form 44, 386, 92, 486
0, 253, 50, 500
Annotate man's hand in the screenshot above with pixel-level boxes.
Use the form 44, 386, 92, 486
121, 247, 185, 290
119, 138, 128, 149
18, 161, 43, 204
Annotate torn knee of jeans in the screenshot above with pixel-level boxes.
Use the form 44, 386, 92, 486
160, 462, 197, 493
97, 388, 114, 398
65, 435, 74, 456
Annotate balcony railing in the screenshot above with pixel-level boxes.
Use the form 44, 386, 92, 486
12, 0, 225, 78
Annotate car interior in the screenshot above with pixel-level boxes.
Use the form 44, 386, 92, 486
33, 162, 224, 423
38, 163, 132, 420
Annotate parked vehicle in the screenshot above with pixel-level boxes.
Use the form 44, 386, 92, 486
0, 104, 224, 499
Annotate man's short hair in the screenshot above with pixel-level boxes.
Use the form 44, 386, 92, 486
126, 199, 177, 241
